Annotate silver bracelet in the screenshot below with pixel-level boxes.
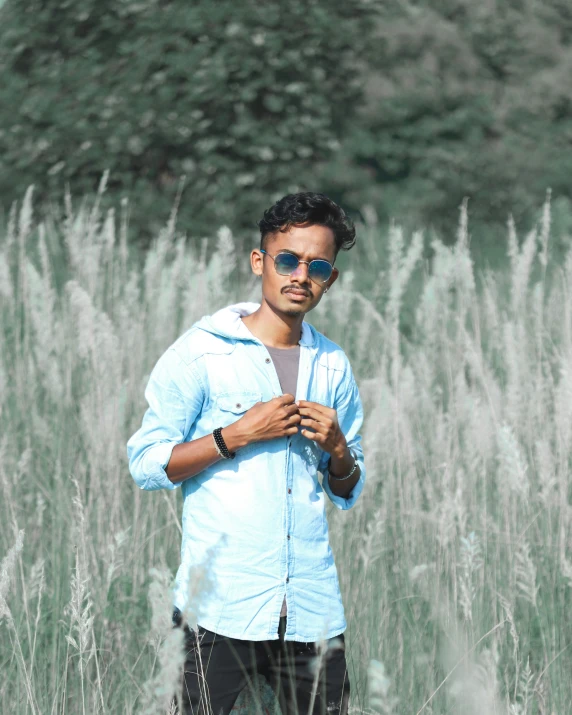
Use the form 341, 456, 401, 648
328, 453, 358, 481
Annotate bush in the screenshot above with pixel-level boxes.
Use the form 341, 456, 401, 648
0, 0, 373, 246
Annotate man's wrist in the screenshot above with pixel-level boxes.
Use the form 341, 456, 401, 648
327, 442, 360, 496
220, 421, 250, 453
330, 441, 350, 463
328, 443, 354, 476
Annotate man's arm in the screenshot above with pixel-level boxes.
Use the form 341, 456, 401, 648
164, 425, 246, 484
327, 446, 361, 498
127, 343, 302, 490
318, 362, 366, 509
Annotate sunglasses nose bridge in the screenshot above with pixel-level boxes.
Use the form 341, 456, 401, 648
289, 259, 310, 281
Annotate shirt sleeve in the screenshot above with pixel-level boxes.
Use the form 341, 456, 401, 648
319, 363, 366, 510
126, 346, 205, 491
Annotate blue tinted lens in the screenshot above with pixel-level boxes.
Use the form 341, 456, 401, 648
274, 253, 300, 275
272, 253, 333, 283
309, 260, 333, 283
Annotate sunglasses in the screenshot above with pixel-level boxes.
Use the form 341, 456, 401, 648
260, 249, 334, 284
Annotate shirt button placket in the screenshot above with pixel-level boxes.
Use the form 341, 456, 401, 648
286, 437, 292, 591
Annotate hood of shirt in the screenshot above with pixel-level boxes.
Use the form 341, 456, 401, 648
194, 302, 316, 346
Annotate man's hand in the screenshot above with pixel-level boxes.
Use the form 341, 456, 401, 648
297, 400, 347, 459
298, 399, 360, 495
239, 394, 301, 444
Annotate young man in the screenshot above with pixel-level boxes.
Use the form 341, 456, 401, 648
127, 192, 366, 715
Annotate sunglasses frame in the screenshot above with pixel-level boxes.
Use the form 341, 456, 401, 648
260, 249, 334, 285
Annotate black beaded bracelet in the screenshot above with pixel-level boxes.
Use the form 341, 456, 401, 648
213, 427, 236, 459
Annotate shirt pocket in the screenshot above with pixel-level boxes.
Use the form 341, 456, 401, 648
212, 391, 262, 454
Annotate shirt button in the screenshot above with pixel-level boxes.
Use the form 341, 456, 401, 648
287, 534, 290, 540
236, 403, 241, 409
265, 357, 271, 363
288, 488, 292, 494
286, 577, 289, 583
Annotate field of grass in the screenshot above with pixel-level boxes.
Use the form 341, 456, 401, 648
1, 179, 571, 714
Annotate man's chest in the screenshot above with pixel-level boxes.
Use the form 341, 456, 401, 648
200, 343, 337, 409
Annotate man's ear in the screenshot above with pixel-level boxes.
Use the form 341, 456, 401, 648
250, 249, 264, 277
324, 267, 340, 293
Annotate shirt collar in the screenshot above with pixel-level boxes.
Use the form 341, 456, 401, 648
205, 302, 316, 348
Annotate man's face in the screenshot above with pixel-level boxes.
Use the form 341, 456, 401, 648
250, 223, 339, 317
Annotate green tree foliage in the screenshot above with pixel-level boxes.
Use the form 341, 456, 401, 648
345, 0, 572, 241
2, 0, 571, 252
0, 0, 372, 244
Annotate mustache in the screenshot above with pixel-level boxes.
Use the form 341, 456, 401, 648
283, 288, 310, 295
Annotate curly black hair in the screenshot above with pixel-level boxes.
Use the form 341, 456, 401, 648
258, 192, 356, 255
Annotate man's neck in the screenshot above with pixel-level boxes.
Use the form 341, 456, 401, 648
241, 300, 304, 348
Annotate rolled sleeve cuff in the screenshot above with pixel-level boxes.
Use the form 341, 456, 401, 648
321, 459, 365, 510
140, 442, 180, 491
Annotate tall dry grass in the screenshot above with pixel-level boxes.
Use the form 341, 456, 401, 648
1, 178, 571, 714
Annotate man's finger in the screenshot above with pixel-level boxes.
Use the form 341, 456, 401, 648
297, 405, 331, 424
301, 426, 326, 442
297, 399, 332, 416
280, 393, 296, 405
300, 415, 326, 432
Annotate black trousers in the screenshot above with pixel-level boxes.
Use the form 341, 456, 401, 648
172, 608, 350, 715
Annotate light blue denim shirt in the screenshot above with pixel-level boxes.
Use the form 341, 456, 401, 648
126, 302, 366, 642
